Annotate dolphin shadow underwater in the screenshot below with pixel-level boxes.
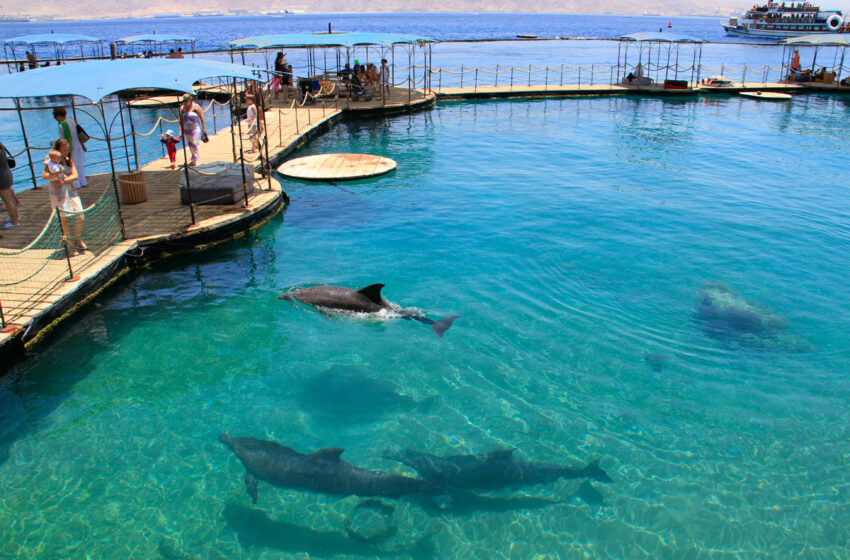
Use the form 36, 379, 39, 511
222, 503, 436, 559
279, 283, 460, 338
695, 281, 813, 352
298, 365, 440, 425
383, 447, 613, 492
219, 434, 443, 504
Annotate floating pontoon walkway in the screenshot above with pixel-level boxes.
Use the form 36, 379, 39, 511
435, 82, 806, 99
0, 88, 435, 363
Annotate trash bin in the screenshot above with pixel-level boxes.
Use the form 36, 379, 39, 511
118, 170, 147, 204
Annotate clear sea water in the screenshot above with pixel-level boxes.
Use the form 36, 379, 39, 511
2, 93, 850, 558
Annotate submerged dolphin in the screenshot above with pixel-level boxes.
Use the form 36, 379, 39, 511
219, 434, 443, 503
278, 283, 460, 338
383, 448, 612, 491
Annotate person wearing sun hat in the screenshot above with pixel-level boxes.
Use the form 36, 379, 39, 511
160, 129, 181, 169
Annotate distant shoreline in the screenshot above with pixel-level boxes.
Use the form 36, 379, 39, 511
6, 12, 727, 24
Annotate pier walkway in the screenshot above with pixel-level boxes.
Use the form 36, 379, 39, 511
0, 88, 435, 360
436, 82, 805, 99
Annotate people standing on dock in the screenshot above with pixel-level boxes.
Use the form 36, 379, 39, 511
160, 130, 181, 169
273, 52, 286, 100
43, 138, 86, 254
179, 94, 206, 166
53, 107, 87, 189
0, 139, 21, 230
379, 59, 390, 100
244, 94, 260, 154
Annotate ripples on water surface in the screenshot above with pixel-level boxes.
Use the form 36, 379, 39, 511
2, 95, 850, 559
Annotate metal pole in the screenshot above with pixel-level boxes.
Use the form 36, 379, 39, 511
495, 63, 499, 87
126, 98, 140, 170
13, 99, 39, 190
674, 45, 680, 80
236, 80, 250, 207
179, 109, 196, 225
117, 98, 132, 172
691, 49, 697, 86
229, 79, 238, 162
99, 104, 126, 238
260, 87, 272, 191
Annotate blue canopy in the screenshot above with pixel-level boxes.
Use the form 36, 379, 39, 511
0, 59, 259, 103
3, 33, 101, 46
117, 34, 195, 44
228, 32, 435, 49
620, 32, 704, 43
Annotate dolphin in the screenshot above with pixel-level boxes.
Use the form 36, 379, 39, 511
278, 283, 460, 338
383, 448, 612, 491
219, 434, 443, 503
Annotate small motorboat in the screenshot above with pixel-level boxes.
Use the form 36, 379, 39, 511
739, 91, 792, 101
704, 75, 734, 87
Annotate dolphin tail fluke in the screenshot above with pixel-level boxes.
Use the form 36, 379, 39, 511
582, 459, 613, 483
431, 315, 461, 338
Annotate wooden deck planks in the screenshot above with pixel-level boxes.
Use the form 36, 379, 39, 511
0, 87, 436, 350
279, 153, 397, 181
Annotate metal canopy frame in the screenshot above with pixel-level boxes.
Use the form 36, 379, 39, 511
616, 33, 705, 87
781, 34, 850, 84
227, 32, 436, 99
0, 59, 264, 232
3, 34, 104, 70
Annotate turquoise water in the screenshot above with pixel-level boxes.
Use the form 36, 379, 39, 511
3, 95, 850, 558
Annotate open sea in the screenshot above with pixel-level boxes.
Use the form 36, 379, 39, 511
2, 12, 850, 560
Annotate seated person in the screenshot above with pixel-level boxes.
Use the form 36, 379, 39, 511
366, 63, 379, 88
350, 71, 372, 101
813, 67, 826, 81
338, 63, 352, 82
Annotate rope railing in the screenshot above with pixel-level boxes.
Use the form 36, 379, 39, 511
0, 184, 123, 328
429, 63, 789, 90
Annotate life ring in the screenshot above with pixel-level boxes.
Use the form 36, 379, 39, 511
826, 14, 843, 31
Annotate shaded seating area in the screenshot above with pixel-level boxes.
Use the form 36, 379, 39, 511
617, 32, 704, 90
227, 32, 435, 107
782, 34, 850, 86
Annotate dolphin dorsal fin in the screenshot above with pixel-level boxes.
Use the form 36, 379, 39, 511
312, 447, 345, 461
485, 448, 515, 461
357, 283, 385, 305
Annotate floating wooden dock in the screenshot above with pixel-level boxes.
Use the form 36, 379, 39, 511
0, 87, 435, 362
279, 153, 397, 181
435, 82, 806, 99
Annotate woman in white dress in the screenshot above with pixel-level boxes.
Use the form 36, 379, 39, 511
42, 138, 87, 254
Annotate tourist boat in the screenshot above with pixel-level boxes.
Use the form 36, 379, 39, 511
723, 1, 847, 37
